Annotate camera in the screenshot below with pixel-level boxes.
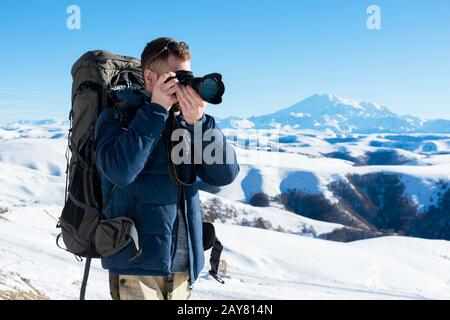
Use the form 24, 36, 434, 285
170, 71, 225, 105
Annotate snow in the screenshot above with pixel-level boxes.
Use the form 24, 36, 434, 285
1, 118, 450, 300
230, 119, 255, 129
290, 112, 311, 118
332, 94, 365, 110
215, 130, 450, 211
2, 203, 450, 300
200, 191, 341, 236
195, 224, 450, 300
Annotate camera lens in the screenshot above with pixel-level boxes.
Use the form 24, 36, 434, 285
201, 78, 219, 101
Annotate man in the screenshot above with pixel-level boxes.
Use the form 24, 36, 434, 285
94, 37, 239, 300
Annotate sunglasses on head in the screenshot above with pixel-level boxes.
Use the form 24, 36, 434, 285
145, 41, 190, 70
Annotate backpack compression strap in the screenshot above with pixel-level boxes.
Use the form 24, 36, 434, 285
78, 185, 115, 301
78, 185, 142, 300
79, 254, 92, 300
203, 222, 225, 284
209, 238, 225, 284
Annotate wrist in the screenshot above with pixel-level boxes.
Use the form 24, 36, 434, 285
186, 114, 204, 125
148, 102, 170, 115
151, 97, 171, 111
183, 113, 206, 128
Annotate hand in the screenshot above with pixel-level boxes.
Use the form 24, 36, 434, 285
175, 85, 207, 125
151, 72, 179, 110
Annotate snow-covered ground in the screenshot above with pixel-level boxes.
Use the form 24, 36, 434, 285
196, 224, 450, 300
2, 204, 450, 300
1, 119, 450, 300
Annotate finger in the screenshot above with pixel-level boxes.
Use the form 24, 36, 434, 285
181, 88, 197, 117
167, 86, 177, 96
186, 86, 204, 105
174, 84, 183, 100
181, 85, 197, 108
175, 85, 190, 108
177, 94, 190, 115
157, 71, 177, 85
162, 78, 179, 91
178, 100, 189, 115
185, 87, 203, 111
175, 85, 188, 103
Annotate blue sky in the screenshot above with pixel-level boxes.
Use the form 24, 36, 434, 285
0, 0, 449, 124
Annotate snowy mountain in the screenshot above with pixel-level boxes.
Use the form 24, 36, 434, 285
218, 94, 450, 134
1, 119, 450, 299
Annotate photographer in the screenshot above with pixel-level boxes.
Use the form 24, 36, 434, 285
94, 37, 240, 300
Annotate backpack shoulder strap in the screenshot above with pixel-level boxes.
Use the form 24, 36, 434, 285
110, 87, 146, 128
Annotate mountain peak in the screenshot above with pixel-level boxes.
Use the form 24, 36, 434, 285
276, 93, 388, 119
218, 93, 450, 133
304, 93, 388, 113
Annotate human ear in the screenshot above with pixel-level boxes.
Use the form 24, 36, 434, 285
144, 69, 156, 86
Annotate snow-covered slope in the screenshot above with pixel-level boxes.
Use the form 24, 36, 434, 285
1, 119, 450, 300
218, 93, 450, 134
214, 144, 450, 212
2, 204, 450, 300
196, 224, 450, 300
0, 121, 67, 208
200, 191, 341, 236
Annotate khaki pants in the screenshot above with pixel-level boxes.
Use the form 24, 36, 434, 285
109, 271, 192, 300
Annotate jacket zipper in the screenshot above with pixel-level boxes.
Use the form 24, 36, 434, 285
171, 186, 194, 289
180, 187, 194, 289
170, 209, 179, 267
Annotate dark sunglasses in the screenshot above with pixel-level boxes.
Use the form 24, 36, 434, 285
145, 41, 190, 70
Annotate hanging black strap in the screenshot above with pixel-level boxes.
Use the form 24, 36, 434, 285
209, 238, 225, 284
77, 185, 116, 301
79, 254, 92, 300
55, 233, 65, 250
166, 109, 197, 186
165, 109, 224, 284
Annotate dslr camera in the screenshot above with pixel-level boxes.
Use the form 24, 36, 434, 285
169, 71, 225, 105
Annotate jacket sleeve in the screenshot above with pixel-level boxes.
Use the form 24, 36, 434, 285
94, 103, 169, 188
179, 114, 240, 187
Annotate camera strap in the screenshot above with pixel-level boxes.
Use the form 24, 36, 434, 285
166, 109, 197, 186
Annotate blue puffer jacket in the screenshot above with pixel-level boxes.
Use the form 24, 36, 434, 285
94, 98, 239, 286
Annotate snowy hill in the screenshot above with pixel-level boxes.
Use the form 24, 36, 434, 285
1, 119, 450, 299
214, 139, 450, 211
218, 93, 450, 134
2, 204, 450, 300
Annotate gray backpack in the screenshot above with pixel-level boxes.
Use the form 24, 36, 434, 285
57, 51, 144, 300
